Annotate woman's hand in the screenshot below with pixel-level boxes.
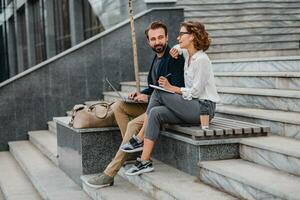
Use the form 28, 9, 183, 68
158, 76, 172, 90
169, 48, 179, 59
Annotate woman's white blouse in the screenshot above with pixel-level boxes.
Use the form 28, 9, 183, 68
174, 45, 220, 102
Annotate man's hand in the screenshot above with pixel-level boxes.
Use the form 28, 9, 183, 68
134, 94, 148, 103
169, 48, 179, 59
158, 76, 172, 90
128, 91, 139, 100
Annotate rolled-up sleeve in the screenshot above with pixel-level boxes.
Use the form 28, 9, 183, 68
173, 44, 188, 59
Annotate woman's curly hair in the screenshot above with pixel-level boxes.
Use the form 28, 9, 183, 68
181, 21, 211, 52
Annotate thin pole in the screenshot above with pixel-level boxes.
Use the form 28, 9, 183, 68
128, 0, 140, 92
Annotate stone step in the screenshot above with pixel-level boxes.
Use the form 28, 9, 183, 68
212, 56, 300, 72
81, 175, 153, 200
139, 71, 300, 90
240, 135, 300, 176
216, 104, 300, 140
180, 3, 300, 11
209, 27, 300, 38
177, 0, 300, 5
28, 130, 58, 165
205, 20, 300, 30
119, 159, 237, 200
9, 141, 91, 200
212, 34, 299, 45
208, 49, 300, 60
199, 159, 300, 200
47, 121, 57, 135
208, 41, 298, 53
187, 14, 300, 24
120, 81, 148, 92
186, 8, 300, 18
0, 152, 42, 200
215, 71, 300, 90
218, 87, 300, 112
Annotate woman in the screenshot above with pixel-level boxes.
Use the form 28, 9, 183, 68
121, 21, 220, 175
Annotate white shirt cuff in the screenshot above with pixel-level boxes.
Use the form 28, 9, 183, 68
180, 87, 192, 100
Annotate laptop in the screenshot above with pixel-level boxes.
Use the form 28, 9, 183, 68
105, 78, 146, 104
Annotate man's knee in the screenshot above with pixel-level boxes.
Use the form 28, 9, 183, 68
112, 101, 126, 113
127, 120, 142, 133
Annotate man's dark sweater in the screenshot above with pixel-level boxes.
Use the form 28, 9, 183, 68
141, 45, 185, 96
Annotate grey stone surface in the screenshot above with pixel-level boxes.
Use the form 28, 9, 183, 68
241, 145, 300, 177
177, 0, 300, 8
200, 168, 279, 200
215, 73, 300, 90
81, 175, 153, 200
209, 41, 298, 53
56, 120, 121, 185
188, 14, 300, 24
0, 152, 42, 200
212, 34, 300, 45
153, 131, 239, 176
209, 49, 300, 60
119, 159, 237, 200
48, 121, 57, 135
204, 20, 300, 30
216, 105, 300, 140
9, 141, 91, 200
218, 87, 300, 112
28, 130, 58, 165
0, 8, 184, 151
187, 8, 300, 18
212, 57, 300, 72
240, 136, 300, 176
199, 159, 300, 200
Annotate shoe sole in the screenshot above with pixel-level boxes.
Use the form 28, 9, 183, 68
120, 146, 143, 153
125, 167, 154, 176
84, 180, 114, 189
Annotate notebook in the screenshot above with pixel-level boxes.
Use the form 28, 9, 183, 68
149, 84, 175, 94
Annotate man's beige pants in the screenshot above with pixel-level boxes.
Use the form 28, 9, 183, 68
104, 101, 147, 177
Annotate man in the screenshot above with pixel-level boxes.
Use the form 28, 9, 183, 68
86, 21, 185, 188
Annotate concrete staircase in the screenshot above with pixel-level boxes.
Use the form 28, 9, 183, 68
0, 121, 92, 200
195, 56, 300, 199
212, 57, 300, 140
175, 0, 300, 59
0, 117, 237, 199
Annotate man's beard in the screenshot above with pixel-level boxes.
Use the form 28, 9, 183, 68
151, 44, 166, 54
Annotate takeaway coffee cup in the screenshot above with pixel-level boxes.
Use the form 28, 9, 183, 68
200, 115, 209, 129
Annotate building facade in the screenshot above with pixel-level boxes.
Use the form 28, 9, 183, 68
0, 0, 105, 82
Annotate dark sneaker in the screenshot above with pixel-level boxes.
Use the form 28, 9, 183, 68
120, 135, 143, 153
85, 173, 114, 189
125, 158, 154, 176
